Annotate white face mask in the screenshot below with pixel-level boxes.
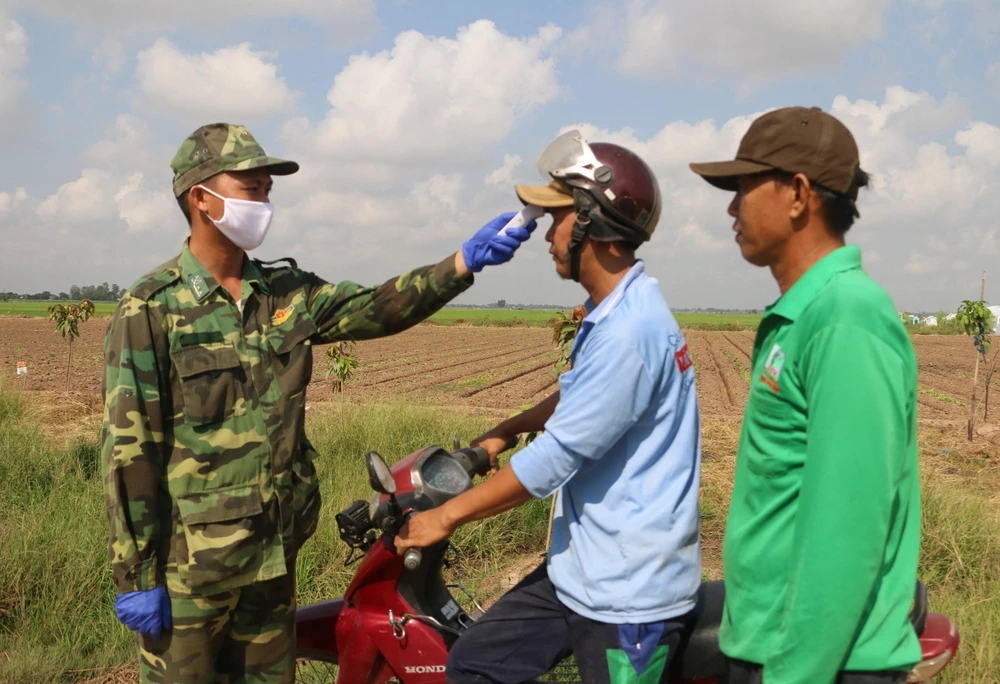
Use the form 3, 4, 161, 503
197, 185, 274, 251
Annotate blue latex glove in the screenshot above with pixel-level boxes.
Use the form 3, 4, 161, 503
462, 212, 537, 273
115, 586, 172, 639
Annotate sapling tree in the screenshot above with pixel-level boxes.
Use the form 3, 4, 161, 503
48, 299, 96, 390
956, 299, 993, 440
325, 341, 359, 393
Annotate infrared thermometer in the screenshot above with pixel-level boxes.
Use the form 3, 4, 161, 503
497, 204, 545, 238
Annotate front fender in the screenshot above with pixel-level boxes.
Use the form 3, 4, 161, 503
296, 598, 346, 659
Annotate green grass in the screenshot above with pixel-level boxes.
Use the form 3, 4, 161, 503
0, 300, 117, 317
919, 386, 966, 407
674, 312, 762, 330
0, 387, 549, 682
918, 478, 1000, 683
426, 308, 763, 330
1, 382, 996, 682
426, 308, 562, 327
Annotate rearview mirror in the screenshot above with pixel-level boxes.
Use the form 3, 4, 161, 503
366, 451, 396, 495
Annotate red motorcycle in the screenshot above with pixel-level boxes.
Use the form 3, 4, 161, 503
293, 442, 960, 683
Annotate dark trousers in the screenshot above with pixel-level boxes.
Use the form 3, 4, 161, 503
447, 563, 689, 684
726, 658, 908, 684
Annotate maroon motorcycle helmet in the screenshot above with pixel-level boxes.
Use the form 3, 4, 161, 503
515, 130, 661, 280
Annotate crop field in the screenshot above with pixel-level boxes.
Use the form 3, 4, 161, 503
0, 301, 117, 318
427, 307, 562, 326
0, 315, 993, 422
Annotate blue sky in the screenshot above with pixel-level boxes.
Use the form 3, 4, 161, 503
1, 0, 998, 310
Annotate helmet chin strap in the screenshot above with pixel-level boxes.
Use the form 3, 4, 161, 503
568, 190, 599, 282
566, 221, 589, 282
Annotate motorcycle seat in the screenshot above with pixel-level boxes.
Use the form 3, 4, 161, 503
671, 580, 728, 679
670, 580, 931, 679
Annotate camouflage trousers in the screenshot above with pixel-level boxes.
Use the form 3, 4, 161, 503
138, 568, 296, 684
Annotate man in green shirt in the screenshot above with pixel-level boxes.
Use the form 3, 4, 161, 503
689, 107, 922, 684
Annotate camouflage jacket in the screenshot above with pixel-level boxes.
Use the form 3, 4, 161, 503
101, 242, 471, 596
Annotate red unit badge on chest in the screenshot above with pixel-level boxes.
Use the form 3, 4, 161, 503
676, 344, 693, 373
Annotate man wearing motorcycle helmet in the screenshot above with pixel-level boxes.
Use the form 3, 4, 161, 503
397, 131, 702, 684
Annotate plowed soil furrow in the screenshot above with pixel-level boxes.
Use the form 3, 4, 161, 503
527, 374, 561, 403
356, 342, 543, 387
462, 359, 556, 398
395, 349, 556, 395
354, 339, 520, 383
684, 332, 732, 417
354, 334, 504, 365
704, 339, 736, 407
722, 333, 753, 365
917, 396, 951, 418
468, 364, 559, 409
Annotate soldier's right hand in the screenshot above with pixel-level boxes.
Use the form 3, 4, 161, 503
115, 585, 172, 639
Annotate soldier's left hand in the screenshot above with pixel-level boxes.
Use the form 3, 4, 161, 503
115, 585, 172, 639
461, 212, 538, 273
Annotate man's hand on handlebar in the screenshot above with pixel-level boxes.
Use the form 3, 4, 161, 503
470, 428, 518, 473
395, 508, 454, 556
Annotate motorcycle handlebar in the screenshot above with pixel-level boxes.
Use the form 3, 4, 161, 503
452, 435, 520, 478
403, 547, 422, 571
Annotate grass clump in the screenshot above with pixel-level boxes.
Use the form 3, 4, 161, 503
918, 478, 1000, 683
0, 388, 548, 681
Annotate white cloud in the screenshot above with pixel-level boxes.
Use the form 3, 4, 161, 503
115, 172, 177, 234
135, 39, 297, 122
36, 169, 118, 224
83, 115, 162, 170
0, 13, 27, 126
956, 122, 1000, 165
288, 21, 561, 164
573, 0, 890, 83
0, 186, 26, 214
485, 154, 522, 185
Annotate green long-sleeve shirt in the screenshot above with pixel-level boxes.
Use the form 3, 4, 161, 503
720, 245, 922, 683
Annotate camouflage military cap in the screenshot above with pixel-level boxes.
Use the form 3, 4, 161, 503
170, 123, 299, 197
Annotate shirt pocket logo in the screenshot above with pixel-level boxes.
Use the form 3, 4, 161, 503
760, 344, 786, 393
271, 304, 294, 326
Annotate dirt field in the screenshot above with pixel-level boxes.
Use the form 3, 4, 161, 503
2, 315, 997, 426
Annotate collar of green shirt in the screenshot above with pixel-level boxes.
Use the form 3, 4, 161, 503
765, 245, 862, 323
178, 240, 271, 303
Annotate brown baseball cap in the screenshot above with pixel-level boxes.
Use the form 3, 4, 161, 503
690, 106, 861, 199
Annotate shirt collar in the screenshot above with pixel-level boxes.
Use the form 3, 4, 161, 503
766, 245, 862, 322
583, 260, 646, 326
177, 240, 270, 303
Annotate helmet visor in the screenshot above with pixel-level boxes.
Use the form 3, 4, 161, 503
536, 130, 603, 183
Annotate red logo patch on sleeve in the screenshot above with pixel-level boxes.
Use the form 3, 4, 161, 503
675, 344, 693, 373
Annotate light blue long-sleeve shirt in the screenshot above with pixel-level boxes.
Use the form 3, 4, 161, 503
510, 261, 702, 624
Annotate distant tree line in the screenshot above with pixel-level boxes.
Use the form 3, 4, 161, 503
0, 282, 123, 302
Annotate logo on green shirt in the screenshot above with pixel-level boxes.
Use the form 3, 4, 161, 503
761, 344, 785, 392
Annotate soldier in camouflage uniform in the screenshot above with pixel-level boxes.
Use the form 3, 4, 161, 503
101, 123, 537, 683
